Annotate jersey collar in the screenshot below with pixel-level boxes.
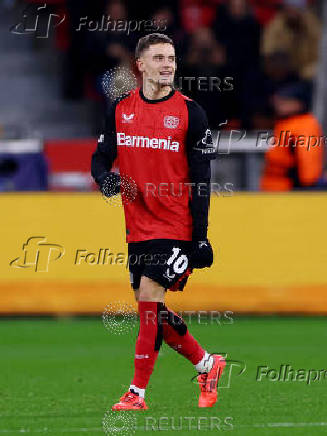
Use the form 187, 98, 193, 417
139, 87, 175, 104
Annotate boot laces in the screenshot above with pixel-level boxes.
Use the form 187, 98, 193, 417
121, 392, 137, 402
198, 373, 208, 392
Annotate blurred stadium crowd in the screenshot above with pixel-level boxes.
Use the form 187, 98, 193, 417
0, 0, 325, 191
51, 0, 321, 131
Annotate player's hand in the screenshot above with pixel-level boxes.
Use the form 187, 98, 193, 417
98, 172, 121, 197
190, 239, 213, 269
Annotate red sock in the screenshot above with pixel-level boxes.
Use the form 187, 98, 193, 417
160, 305, 205, 365
131, 301, 163, 389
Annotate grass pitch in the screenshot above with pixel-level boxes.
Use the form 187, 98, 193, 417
0, 316, 326, 435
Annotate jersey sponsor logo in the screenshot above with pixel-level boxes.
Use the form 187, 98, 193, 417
117, 132, 180, 152
122, 113, 134, 123
164, 115, 179, 129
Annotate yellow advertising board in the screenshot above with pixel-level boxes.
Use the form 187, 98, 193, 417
1, 193, 326, 314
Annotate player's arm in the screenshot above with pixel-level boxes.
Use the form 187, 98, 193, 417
91, 101, 120, 196
186, 100, 217, 268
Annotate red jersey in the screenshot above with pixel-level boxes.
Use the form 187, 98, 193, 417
92, 87, 216, 243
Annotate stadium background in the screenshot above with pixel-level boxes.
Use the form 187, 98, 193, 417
1, 0, 326, 314
1, 1, 327, 435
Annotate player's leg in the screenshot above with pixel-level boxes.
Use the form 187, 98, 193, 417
112, 277, 165, 410
112, 240, 166, 410
130, 288, 225, 408
148, 240, 210, 370
112, 243, 150, 410
128, 276, 165, 397
155, 240, 225, 407
134, 240, 221, 405
159, 304, 226, 407
112, 239, 224, 409
160, 304, 207, 368
132, 287, 225, 408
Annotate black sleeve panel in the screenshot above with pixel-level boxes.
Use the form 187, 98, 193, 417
185, 99, 217, 241
91, 100, 118, 186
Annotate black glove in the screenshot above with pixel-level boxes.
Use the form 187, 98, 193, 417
98, 172, 121, 197
190, 239, 213, 269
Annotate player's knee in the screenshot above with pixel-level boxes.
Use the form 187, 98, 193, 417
162, 307, 187, 336
139, 287, 160, 301
172, 317, 187, 336
139, 276, 165, 301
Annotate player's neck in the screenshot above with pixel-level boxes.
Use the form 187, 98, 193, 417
142, 82, 172, 101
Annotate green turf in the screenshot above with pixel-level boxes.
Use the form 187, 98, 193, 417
0, 316, 327, 435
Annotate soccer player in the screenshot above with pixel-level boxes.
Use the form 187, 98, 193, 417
91, 33, 225, 410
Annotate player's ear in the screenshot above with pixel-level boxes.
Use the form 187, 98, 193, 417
136, 58, 144, 73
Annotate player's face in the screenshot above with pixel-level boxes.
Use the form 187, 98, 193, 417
137, 43, 176, 88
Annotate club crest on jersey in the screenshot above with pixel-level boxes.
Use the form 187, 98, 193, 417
122, 113, 134, 123
164, 115, 179, 129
